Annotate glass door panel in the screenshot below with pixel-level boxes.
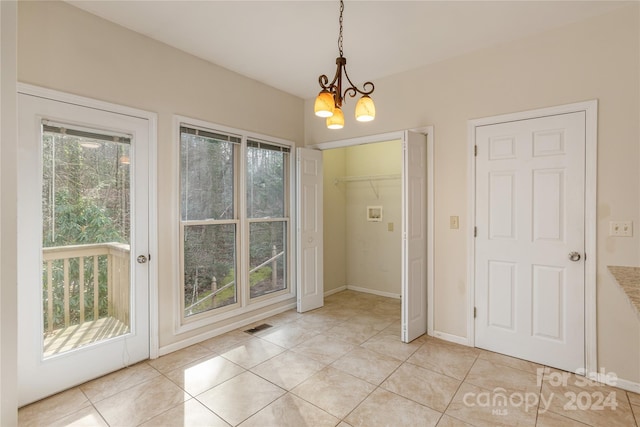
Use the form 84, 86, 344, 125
41, 125, 132, 357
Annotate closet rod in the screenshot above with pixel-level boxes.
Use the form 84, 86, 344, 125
334, 173, 401, 184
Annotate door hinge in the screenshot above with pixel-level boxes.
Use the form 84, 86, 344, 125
474, 226, 477, 237
474, 145, 478, 157
474, 307, 477, 318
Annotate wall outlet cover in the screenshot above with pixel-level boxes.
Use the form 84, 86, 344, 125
609, 221, 633, 237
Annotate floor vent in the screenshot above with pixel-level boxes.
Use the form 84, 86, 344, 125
244, 323, 273, 334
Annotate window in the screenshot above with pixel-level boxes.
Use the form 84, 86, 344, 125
179, 123, 291, 323
247, 140, 289, 299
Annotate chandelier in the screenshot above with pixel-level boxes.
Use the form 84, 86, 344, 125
314, 0, 375, 129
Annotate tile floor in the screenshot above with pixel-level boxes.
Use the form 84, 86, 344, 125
19, 290, 640, 427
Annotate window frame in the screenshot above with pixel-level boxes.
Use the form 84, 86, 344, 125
179, 125, 242, 320
175, 116, 295, 332
245, 139, 291, 304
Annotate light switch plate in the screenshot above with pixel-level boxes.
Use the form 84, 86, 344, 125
609, 221, 633, 237
450, 216, 459, 229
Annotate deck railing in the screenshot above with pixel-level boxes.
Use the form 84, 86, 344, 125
42, 242, 130, 334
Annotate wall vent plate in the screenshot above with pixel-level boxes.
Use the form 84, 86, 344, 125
245, 323, 273, 334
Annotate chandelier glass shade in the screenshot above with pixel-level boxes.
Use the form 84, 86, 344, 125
314, 0, 375, 129
326, 107, 345, 129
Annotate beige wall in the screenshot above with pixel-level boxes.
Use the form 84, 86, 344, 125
17, 1, 305, 350
1, 1, 18, 424
307, 5, 640, 383
323, 141, 402, 296
344, 141, 402, 296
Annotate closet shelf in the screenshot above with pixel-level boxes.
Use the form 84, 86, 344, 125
333, 173, 401, 199
333, 173, 401, 184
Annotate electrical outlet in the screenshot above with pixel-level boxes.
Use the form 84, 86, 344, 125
450, 216, 459, 229
609, 221, 633, 237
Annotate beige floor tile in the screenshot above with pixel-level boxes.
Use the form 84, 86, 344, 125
540, 367, 600, 388
324, 321, 381, 345
148, 344, 213, 373
536, 410, 591, 426
139, 398, 230, 427
291, 366, 376, 419
93, 376, 189, 427
259, 309, 303, 326
294, 311, 342, 330
436, 414, 475, 426
291, 333, 356, 364
408, 340, 478, 380
361, 332, 423, 361
259, 322, 320, 348
18, 387, 90, 427
378, 320, 402, 336
345, 387, 442, 427
348, 313, 396, 331
382, 362, 461, 412
35, 291, 640, 427
164, 353, 245, 396
314, 306, 363, 322
238, 393, 339, 427
331, 346, 402, 385
477, 349, 543, 374
250, 350, 325, 390
465, 358, 540, 394
200, 330, 253, 353
220, 337, 285, 368
540, 381, 636, 426
80, 362, 160, 402
48, 405, 109, 427
446, 382, 537, 427
197, 371, 285, 426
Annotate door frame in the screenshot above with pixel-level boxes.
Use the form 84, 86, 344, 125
467, 100, 598, 375
309, 126, 435, 335
17, 83, 160, 359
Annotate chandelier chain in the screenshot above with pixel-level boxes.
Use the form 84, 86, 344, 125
338, 0, 344, 57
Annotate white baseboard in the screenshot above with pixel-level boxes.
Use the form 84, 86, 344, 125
431, 330, 471, 346
590, 374, 640, 394
324, 286, 347, 297
157, 302, 296, 357
346, 285, 401, 300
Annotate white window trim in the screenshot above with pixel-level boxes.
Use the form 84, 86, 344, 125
173, 115, 295, 334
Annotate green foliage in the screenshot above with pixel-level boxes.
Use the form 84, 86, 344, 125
44, 189, 123, 247
250, 266, 272, 287
41, 132, 130, 331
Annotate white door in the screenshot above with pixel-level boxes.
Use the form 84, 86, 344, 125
296, 148, 324, 312
474, 112, 586, 372
401, 131, 428, 342
17, 93, 151, 406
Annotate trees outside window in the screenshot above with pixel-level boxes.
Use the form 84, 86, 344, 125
180, 125, 291, 320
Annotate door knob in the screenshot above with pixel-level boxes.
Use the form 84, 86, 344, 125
137, 255, 148, 264
568, 252, 581, 262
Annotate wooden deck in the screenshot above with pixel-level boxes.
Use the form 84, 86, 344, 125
43, 317, 129, 358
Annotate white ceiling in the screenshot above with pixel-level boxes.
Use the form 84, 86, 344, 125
66, 1, 627, 99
